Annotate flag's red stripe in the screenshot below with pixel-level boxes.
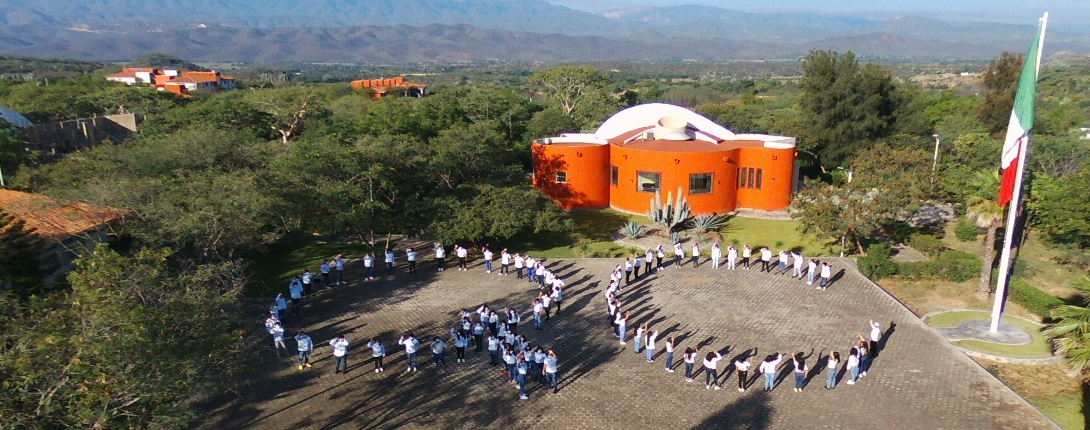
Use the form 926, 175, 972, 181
999, 154, 1019, 207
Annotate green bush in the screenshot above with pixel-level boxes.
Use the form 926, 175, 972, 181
954, 217, 979, 242
1008, 277, 1063, 319
858, 243, 898, 279
898, 249, 981, 282
907, 233, 946, 258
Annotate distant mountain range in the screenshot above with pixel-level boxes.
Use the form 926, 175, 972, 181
0, 0, 1084, 62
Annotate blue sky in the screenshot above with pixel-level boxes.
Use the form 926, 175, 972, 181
550, 0, 1087, 31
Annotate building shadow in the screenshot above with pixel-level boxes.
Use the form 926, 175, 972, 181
691, 390, 774, 430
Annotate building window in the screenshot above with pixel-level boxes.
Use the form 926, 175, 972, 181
738, 167, 763, 190
690, 173, 713, 194
637, 171, 660, 193
611, 165, 619, 186
555, 171, 567, 184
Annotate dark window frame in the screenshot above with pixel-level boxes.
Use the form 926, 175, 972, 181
689, 172, 713, 195
555, 171, 568, 184
611, 165, 619, 186
636, 171, 661, 193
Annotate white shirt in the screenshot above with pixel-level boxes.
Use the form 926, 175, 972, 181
735, 360, 750, 372
808, 261, 817, 273
684, 352, 697, 363
665, 341, 674, 353
827, 358, 839, 369
674, 244, 684, 257
399, 337, 418, 354
533, 303, 544, 314
692, 244, 700, 255
793, 253, 804, 268
544, 356, 558, 373
514, 256, 524, 268
728, 247, 738, 259
646, 331, 658, 349
870, 323, 881, 342
483, 250, 493, 261
703, 354, 723, 369
821, 264, 832, 278
407, 250, 417, 261
778, 252, 788, 264
456, 247, 467, 258
330, 338, 349, 357
363, 256, 373, 267
742, 247, 752, 258
501, 252, 511, 264
435, 247, 445, 258
711, 246, 721, 258
524, 257, 535, 267
541, 295, 552, 307
488, 337, 501, 351
761, 248, 772, 261
846, 354, 859, 368
271, 326, 284, 342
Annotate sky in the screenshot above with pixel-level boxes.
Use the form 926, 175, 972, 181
549, 0, 1088, 31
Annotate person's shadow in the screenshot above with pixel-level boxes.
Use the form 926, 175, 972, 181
876, 321, 896, 359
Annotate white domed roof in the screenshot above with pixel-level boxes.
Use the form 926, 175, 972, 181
0, 106, 33, 127
594, 103, 735, 141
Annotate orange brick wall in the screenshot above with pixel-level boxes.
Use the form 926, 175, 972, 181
735, 147, 795, 211
531, 142, 610, 209
609, 144, 739, 215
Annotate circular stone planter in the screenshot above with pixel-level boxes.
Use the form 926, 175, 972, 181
921, 309, 1060, 365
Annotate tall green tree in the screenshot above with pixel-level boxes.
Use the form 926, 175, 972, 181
428, 185, 572, 244
0, 245, 247, 429
1030, 163, 1090, 249
1045, 301, 1090, 381
528, 66, 612, 121
975, 52, 1025, 135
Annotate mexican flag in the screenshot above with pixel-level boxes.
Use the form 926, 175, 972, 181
998, 26, 1044, 207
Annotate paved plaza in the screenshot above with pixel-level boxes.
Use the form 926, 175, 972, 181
199, 257, 1058, 430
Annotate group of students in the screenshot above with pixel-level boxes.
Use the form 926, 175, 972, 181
606, 249, 886, 393
618, 242, 837, 289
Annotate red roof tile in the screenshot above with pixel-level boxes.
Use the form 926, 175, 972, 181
0, 190, 125, 242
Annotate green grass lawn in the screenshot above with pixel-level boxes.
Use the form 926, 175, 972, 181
1030, 390, 1085, 430
717, 217, 836, 256
927, 310, 1055, 358
239, 242, 374, 297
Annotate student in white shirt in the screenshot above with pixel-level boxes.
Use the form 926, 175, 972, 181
655, 245, 666, 272
540, 292, 553, 321
673, 242, 685, 268
775, 250, 789, 275
645, 329, 659, 362
615, 311, 628, 345
727, 245, 738, 270
819, 262, 833, 290
524, 256, 536, 282
710, 243, 722, 269
271, 322, 286, 357
644, 248, 654, 274
633, 323, 646, 354
455, 244, 468, 271
487, 334, 501, 366
868, 320, 882, 358
531, 299, 545, 330
543, 350, 560, 393
550, 283, 563, 313
807, 259, 818, 285
434, 243, 446, 272
406, 248, 418, 273
535, 264, 546, 288
663, 337, 676, 372
760, 353, 784, 391
500, 248, 511, 275
703, 351, 724, 390
760, 247, 773, 272
633, 253, 644, 279
742, 245, 752, 270
482, 246, 494, 273
791, 352, 809, 392
398, 333, 420, 372
366, 337, 386, 373
330, 335, 350, 374
514, 253, 525, 279
362, 254, 375, 280
791, 251, 804, 278
825, 351, 840, 389
384, 248, 395, 275
734, 356, 751, 392
846, 347, 860, 385
683, 347, 698, 382
691, 243, 701, 267
624, 257, 634, 285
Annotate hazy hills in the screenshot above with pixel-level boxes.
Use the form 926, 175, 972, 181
0, 0, 1084, 62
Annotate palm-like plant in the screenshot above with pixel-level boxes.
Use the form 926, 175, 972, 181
966, 170, 1004, 299
1044, 302, 1090, 377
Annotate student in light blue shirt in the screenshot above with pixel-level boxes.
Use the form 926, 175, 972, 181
275, 293, 287, 319
301, 269, 313, 295
295, 331, 313, 370
289, 278, 304, 315
363, 254, 375, 280
516, 354, 530, 400
472, 322, 485, 353
384, 249, 396, 275
451, 329, 468, 363
319, 261, 331, 289
431, 337, 448, 369
335, 254, 346, 285
366, 337, 386, 373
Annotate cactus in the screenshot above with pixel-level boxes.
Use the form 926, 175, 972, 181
647, 186, 692, 231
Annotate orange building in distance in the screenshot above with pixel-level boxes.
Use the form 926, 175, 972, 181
350, 76, 428, 99
532, 104, 798, 214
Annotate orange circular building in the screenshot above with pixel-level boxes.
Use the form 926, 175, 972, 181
532, 104, 797, 213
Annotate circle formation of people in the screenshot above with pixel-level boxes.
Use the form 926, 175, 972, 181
262, 240, 887, 401
263, 244, 567, 400
607, 241, 884, 392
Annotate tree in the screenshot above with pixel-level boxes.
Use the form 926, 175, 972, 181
528, 66, 611, 118
1030, 164, 1090, 249
428, 185, 572, 244
975, 52, 1025, 135
1044, 301, 1090, 380
78, 86, 183, 116
0, 245, 246, 429
242, 85, 347, 144
964, 170, 1003, 298
0, 209, 44, 296
427, 121, 522, 189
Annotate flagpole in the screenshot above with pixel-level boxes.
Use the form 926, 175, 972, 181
990, 12, 1048, 333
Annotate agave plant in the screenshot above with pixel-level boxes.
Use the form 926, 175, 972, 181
669, 231, 681, 244
689, 213, 729, 233
619, 221, 645, 240
646, 187, 692, 231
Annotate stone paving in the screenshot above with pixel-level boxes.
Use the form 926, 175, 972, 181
198, 257, 1058, 430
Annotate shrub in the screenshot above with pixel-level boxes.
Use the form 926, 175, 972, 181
618, 221, 645, 240
907, 233, 946, 258
689, 213, 729, 232
954, 217, 979, 242
858, 243, 898, 279
669, 231, 681, 243
1009, 277, 1063, 319
897, 249, 981, 282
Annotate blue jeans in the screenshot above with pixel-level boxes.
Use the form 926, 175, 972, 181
433, 352, 446, 367
820, 276, 830, 288
665, 352, 674, 369
485, 260, 493, 271
826, 367, 837, 388
406, 352, 417, 370
506, 363, 516, 381
334, 355, 347, 373
516, 267, 523, 278
534, 314, 543, 329
528, 271, 536, 282
618, 325, 626, 341
674, 255, 682, 267
860, 356, 871, 373
336, 269, 344, 284
849, 366, 859, 382
364, 266, 373, 278
646, 347, 655, 361
808, 271, 816, 284
298, 350, 311, 366
517, 373, 527, 397
685, 363, 694, 379
546, 372, 557, 390
691, 256, 699, 266
386, 262, 393, 273
705, 368, 718, 386
794, 372, 805, 389
489, 350, 499, 364
764, 372, 775, 390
